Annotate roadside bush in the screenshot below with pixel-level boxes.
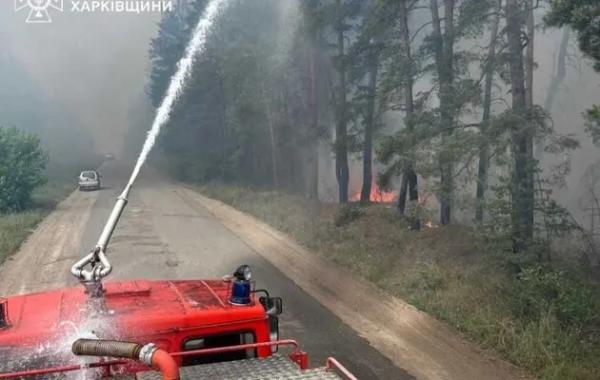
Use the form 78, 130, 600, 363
0, 127, 47, 212
512, 265, 596, 327
407, 261, 447, 292
334, 204, 364, 227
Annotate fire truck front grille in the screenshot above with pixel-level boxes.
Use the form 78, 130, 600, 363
138, 354, 343, 379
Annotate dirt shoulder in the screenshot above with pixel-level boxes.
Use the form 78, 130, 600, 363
182, 187, 530, 380
0, 189, 98, 296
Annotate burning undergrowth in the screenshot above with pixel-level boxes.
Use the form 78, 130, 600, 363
348, 179, 398, 203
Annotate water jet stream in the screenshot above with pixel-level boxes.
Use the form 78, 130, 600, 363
6, 0, 231, 372
97, 0, 230, 253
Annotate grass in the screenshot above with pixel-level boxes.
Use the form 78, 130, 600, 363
0, 211, 45, 265
0, 153, 103, 266
0, 180, 76, 265
197, 184, 600, 380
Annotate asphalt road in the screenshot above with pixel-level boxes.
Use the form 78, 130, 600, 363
76, 161, 410, 379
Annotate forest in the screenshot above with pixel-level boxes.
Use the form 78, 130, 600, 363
139, 0, 599, 253
132, 1, 600, 378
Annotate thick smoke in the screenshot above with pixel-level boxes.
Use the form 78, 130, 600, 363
0, 3, 160, 167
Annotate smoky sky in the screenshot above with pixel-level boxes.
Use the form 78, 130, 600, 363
0, 2, 161, 154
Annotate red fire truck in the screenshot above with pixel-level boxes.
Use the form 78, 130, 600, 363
0, 266, 357, 379
0, 186, 357, 379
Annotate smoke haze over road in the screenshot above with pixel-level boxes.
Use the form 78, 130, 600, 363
0, 2, 160, 159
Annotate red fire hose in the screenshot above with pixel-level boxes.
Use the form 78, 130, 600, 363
72, 339, 180, 380
151, 348, 180, 380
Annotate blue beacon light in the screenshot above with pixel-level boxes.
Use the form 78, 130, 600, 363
229, 265, 252, 306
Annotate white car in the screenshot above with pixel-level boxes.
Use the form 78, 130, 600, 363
78, 170, 101, 191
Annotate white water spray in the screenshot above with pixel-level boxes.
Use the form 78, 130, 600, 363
123, 0, 229, 195
74, 0, 230, 287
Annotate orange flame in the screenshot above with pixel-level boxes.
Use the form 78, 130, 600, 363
350, 180, 397, 203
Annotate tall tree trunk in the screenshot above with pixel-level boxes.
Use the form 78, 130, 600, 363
335, 0, 349, 204
303, 0, 321, 201
307, 32, 320, 200
283, 87, 301, 191
398, 0, 412, 215
264, 95, 280, 189
544, 28, 569, 114
507, 0, 534, 252
526, 0, 535, 110
360, 51, 378, 203
536, 27, 570, 159
398, 0, 420, 229
398, 173, 409, 213
475, 0, 501, 223
214, 69, 228, 177
430, 0, 455, 225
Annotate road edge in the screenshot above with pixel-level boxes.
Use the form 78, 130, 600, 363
0, 188, 99, 296
179, 187, 532, 380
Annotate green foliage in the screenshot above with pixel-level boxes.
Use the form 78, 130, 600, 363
0, 211, 45, 264
408, 261, 447, 292
375, 0, 496, 223
545, 0, 600, 72
546, 2, 600, 160
0, 178, 82, 265
584, 105, 600, 145
512, 266, 596, 327
148, 0, 205, 108
334, 204, 364, 226
479, 102, 580, 256
484, 169, 580, 262
0, 127, 47, 212
456, 0, 495, 38
148, 0, 327, 190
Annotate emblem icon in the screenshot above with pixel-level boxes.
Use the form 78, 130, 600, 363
15, 0, 64, 23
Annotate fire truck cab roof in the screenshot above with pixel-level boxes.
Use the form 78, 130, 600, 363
0, 279, 273, 372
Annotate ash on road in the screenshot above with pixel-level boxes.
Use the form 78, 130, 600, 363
0, 162, 528, 380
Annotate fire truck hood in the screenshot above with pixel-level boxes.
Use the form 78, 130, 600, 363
0, 280, 266, 348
